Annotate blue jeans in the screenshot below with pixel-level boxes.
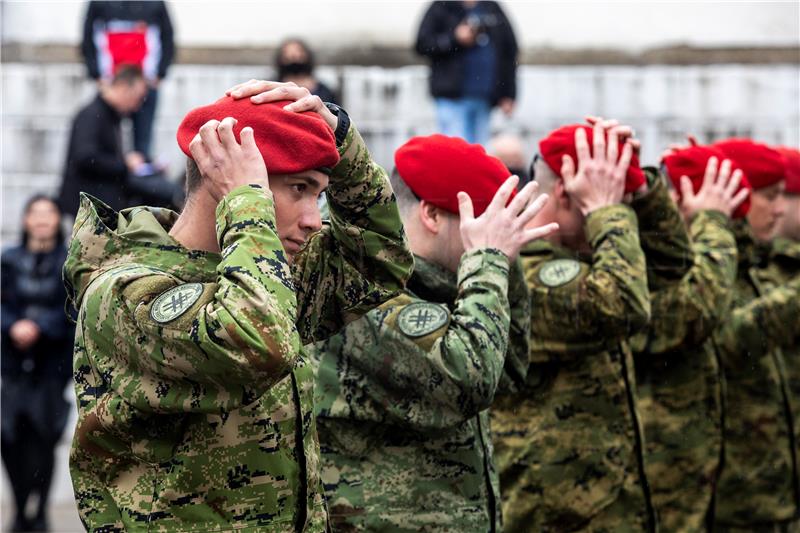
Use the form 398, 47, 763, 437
132, 86, 158, 159
435, 97, 491, 145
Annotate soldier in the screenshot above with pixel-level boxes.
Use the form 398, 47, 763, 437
632, 146, 750, 532
63, 81, 413, 531
309, 134, 558, 531
710, 139, 800, 531
491, 120, 659, 532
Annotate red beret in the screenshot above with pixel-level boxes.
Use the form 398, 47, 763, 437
177, 96, 339, 175
538, 124, 646, 194
662, 145, 751, 219
712, 139, 785, 191
775, 146, 800, 194
394, 135, 513, 217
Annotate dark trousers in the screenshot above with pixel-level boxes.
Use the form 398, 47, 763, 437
132, 86, 159, 159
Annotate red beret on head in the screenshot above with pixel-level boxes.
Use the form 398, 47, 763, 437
712, 139, 785, 191
394, 134, 513, 217
775, 146, 800, 194
177, 96, 339, 175
662, 145, 752, 218
538, 124, 646, 194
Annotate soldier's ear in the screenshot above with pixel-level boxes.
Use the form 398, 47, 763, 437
554, 179, 571, 210
418, 199, 443, 235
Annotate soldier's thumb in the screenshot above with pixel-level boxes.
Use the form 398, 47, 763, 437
679, 175, 694, 202
457, 192, 475, 222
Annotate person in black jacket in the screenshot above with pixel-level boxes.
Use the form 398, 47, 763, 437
275, 38, 339, 105
58, 65, 149, 218
1, 195, 74, 532
416, 1, 518, 146
81, 0, 175, 160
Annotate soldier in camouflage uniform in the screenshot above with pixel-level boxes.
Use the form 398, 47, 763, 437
491, 121, 660, 532
710, 139, 799, 531
632, 149, 751, 532
63, 81, 413, 531
310, 134, 558, 532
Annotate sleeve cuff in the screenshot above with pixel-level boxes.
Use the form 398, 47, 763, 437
457, 248, 510, 287
215, 184, 276, 245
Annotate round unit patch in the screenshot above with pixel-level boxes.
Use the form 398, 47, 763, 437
150, 283, 204, 323
538, 259, 581, 288
397, 302, 449, 338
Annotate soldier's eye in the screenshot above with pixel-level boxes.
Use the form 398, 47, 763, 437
292, 183, 307, 194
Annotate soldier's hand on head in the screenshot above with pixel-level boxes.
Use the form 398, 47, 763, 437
678, 157, 750, 219
659, 133, 699, 161
562, 123, 633, 215
226, 79, 338, 131
457, 176, 559, 260
190, 117, 269, 203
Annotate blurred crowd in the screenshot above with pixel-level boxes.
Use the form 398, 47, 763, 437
2, 1, 798, 532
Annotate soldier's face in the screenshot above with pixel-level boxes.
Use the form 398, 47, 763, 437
270, 170, 329, 262
747, 182, 786, 241
777, 194, 800, 241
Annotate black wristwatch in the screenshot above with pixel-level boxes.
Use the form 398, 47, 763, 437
324, 102, 350, 147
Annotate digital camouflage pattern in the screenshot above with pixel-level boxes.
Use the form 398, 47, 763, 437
310, 250, 523, 532
491, 204, 655, 532
633, 168, 693, 291
713, 222, 800, 528
631, 209, 738, 532
63, 123, 413, 532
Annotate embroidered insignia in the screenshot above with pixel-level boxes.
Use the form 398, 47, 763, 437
538, 259, 581, 287
150, 283, 204, 323
397, 302, 450, 338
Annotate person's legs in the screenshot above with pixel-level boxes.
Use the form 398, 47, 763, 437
132, 86, 159, 159
2, 416, 32, 531
435, 98, 469, 140
468, 97, 492, 147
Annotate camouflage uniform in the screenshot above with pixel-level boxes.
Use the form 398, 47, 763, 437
632, 209, 738, 532
713, 223, 800, 530
492, 202, 654, 532
310, 251, 528, 532
63, 123, 413, 532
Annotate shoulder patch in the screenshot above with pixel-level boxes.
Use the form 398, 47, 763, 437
397, 302, 450, 338
150, 283, 204, 324
538, 259, 581, 287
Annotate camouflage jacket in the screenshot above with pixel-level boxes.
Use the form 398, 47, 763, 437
311, 250, 525, 532
631, 210, 737, 532
633, 168, 693, 291
63, 123, 413, 532
491, 204, 654, 532
713, 223, 800, 526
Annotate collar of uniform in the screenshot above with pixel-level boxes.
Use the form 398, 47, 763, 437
733, 219, 771, 269
407, 254, 458, 306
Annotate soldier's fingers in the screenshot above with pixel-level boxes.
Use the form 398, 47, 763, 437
283, 94, 324, 113
239, 127, 262, 162
701, 156, 718, 192
615, 140, 634, 176
606, 127, 620, 164
189, 133, 211, 168
217, 117, 239, 151
251, 85, 311, 105
457, 192, 475, 223
574, 129, 591, 167
730, 187, 750, 211
486, 175, 519, 215
506, 179, 538, 216
585, 115, 601, 125
517, 191, 550, 227
716, 159, 732, 188
687, 134, 699, 146
198, 120, 225, 160
592, 122, 606, 163
679, 175, 695, 203
561, 154, 576, 184
227, 79, 275, 99
724, 169, 743, 198
522, 222, 560, 243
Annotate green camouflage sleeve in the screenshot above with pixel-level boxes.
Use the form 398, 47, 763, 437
86, 184, 301, 414
315, 248, 510, 430
631, 168, 693, 290
715, 275, 800, 362
497, 257, 531, 394
293, 121, 413, 343
635, 209, 737, 353
527, 204, 650, 351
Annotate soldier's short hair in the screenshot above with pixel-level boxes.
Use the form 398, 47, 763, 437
185, 158, 203, 194
389, 167, 420, 218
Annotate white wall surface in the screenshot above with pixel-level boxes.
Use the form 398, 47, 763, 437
2, 0, 799, 51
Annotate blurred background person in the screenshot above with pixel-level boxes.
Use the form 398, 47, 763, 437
1, 195, 74, 533
275, 37, 338, 104
81, 0, 175, 162
416, 1, 517, 145
489, 132, 529, 185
